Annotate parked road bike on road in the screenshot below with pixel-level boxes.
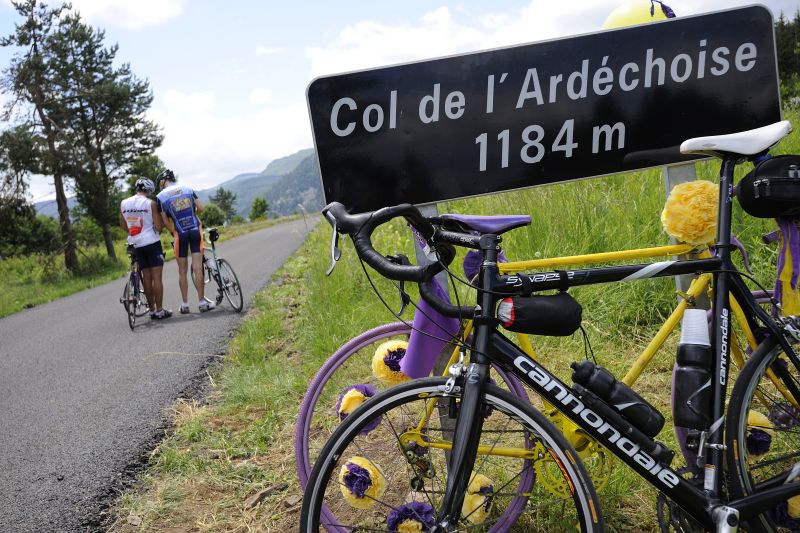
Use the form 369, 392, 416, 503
199, 228, 244, 312
120, 242, 150, 330
302, 121, 800, 532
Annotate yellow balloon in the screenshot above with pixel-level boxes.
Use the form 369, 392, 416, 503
603, 1, 673, 29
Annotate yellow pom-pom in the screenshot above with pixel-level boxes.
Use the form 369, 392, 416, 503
461, 473, 494, 524
603, 1, 672, 29
747, 410, 775, 436
339, 389, 368, 416
397, 520, 426, 533
338, 456, 387, 509
789, 495, 800, 518
661, 180, 718, 245
372, 340, 411, 386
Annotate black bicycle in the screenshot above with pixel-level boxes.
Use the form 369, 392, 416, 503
119, 242, 149, 329
302, 121, 800, 532
200, 228, 244, 312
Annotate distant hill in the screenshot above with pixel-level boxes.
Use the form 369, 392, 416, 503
35, 148, 323, 221
197, 148, 322, 218
264, 153, 324, 216
34, 197, 78, 219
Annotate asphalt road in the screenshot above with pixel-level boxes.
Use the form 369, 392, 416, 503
0, 218, 313, 531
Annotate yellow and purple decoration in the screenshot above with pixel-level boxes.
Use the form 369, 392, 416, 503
661, 180, 718, 245
338, 456, 387, 509
461, 473, 494, 524
775, 218, 800, 316
386, 502, 436, 532
335, 384, 381, 434
372, 340, 412, 385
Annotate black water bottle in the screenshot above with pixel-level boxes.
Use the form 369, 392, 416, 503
571, 360, 665, 438
672, 308, 713, 430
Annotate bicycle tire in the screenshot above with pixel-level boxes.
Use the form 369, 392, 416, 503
217, 258, 243, 312
300, 377, 604, 532
134, 272, 149, 317
125, 273, 137, 330
294, 322, 528, 489
726, 334, 800, 533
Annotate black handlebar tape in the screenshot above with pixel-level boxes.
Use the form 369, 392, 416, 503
323, 201, 456, 283
419, 279, 476, 318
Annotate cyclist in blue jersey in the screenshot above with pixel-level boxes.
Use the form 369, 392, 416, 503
156, 169, 215, 314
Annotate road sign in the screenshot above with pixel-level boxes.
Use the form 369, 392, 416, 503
308, 5, 780, 213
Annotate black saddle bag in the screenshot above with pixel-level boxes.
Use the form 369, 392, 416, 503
497, 292, 582, 337
736, 155, 800, 218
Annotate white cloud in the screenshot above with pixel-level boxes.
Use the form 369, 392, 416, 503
149, 89, 310, 190
63, 0, 187, 30
249, 88, 273, 105
255, 46, 285, 56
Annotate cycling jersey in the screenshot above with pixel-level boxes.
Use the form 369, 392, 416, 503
120, 194, 160, 248
157, 184, 201, 235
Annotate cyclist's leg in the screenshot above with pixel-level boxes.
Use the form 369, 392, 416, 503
300, 377, 603, 532
726, 334, 800, 533
174, 234, 190, 305
188, 230, 205, 302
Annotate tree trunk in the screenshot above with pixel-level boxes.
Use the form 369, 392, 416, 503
101, 222, 116, 260
52, 156, 78, 271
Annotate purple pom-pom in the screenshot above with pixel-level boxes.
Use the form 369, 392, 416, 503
383, 348, 405, 372
769, 401, 800, 429
463, 250, 507, 282
342, 462, 372, 498
387, 501, 436, 532
659, 1, 676, 18
746, 429, 772, 456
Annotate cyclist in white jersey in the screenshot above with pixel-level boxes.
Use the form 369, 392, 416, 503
119, 178, 172, 319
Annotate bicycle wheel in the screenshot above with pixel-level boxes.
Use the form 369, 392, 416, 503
134, 273, 149, 317
301, 377, 604, 532
124, 274, 137, 330
294, 322, 527, 489
726, 335, 800, 533
217, 258, 243, 312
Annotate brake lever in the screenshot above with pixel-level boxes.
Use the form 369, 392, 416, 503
325, 213, 342, 276
387, 254, 412, 315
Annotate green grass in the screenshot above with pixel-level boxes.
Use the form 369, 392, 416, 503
0, 217, 292, 319
110, 109, 800, 531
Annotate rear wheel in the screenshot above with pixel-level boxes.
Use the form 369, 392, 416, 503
300, 378, 603, 532
726, 335, 800, 532
218, 258, 243, 312
294, 322, 527, 489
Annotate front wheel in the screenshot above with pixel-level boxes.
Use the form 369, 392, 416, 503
123, 273, 137, 329
301, 377, 604, 532
726, 335, 800, 532
217, 258, 243, 312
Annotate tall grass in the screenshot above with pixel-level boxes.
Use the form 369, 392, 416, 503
112, 109, 800, 531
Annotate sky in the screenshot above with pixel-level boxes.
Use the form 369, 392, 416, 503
0, 0, 799, 202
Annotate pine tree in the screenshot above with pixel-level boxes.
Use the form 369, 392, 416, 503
1, 0, 79, 270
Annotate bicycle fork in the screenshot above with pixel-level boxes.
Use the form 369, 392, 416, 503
434, 360, 491, 530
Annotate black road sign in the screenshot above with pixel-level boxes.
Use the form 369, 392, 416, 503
308, 5, 780, 213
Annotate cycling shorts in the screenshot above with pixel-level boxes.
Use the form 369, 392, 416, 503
135, 241, 165, 269
173, 229, 203, 258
